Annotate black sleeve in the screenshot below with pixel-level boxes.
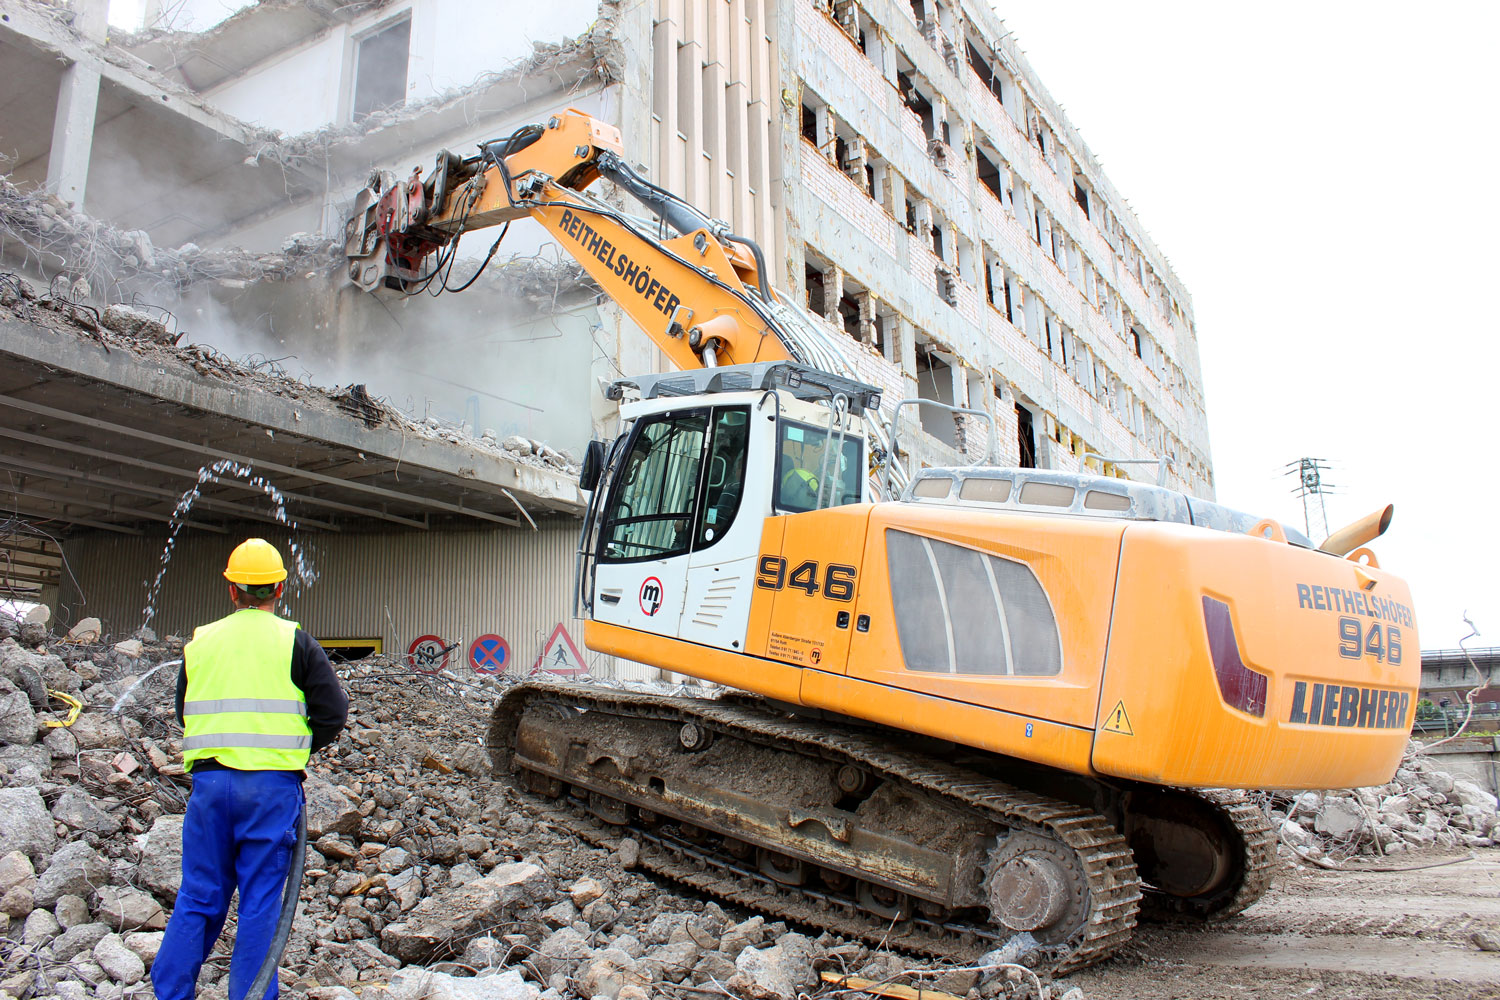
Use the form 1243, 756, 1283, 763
290, 629, 349, 754
175, 660, 187, 727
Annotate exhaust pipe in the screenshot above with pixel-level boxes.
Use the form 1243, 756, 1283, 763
1319, 505, 1394, 556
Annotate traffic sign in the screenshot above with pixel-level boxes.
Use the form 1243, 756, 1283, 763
406, 634, 452, 674
535, 623, 586, 677
469, 634, 510, 674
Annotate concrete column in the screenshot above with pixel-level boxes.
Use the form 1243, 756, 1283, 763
896, 317, 917, 377
857, 293, 876, 346
46, 65, 101, 207
45, 0, 108, 207
822, 265, 843, 326
814, 105, 835, 164
844, 136, 867, 188
877, 28, 898, 84
884, 171, 906, 221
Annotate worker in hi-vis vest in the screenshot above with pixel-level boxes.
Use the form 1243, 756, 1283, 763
153, 538, 347, 1000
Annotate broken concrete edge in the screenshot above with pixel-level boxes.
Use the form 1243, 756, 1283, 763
0, 168, 598, 306
243, 3, 627, 168
0, 309, 586, 514
0, 173, 343, 294
108, 0, 394, 54
4, 0, 622, 209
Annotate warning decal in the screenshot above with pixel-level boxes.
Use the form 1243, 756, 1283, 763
1102, 701, 1134, 736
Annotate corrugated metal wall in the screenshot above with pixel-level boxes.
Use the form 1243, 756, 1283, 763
55, 521, 657, 681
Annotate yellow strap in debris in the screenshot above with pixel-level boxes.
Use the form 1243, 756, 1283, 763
43, 690, 82, 728
818, 972, 966, 1000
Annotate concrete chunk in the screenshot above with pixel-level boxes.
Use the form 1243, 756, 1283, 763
304, 775, 361, 837
0, 787, 56, 862
36, 842, 107, 907
380, 862, 551, 963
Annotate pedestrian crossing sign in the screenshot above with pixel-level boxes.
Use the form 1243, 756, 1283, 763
535, 623, 586, 677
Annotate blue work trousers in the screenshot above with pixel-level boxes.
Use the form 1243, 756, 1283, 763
152, 769, 304, 1000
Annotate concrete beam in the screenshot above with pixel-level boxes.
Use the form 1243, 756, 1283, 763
0, 568, 54, 586
0, 484, 229, 533
0, 424, 428, 530
0, 501, 143, 535
0, 454, 341, 531
0, 392, 521, 527
0, 313, 584, 518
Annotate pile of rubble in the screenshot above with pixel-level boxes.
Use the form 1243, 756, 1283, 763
0, 174, 340, 301
1273, 747, 1499, 862
0, 612, 1087, 1000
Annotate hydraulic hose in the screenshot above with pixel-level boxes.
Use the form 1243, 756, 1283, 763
247, 799, 308, 1000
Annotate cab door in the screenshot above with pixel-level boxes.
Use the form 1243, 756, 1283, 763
591, 408, 710, 636
678, 406, 764, 649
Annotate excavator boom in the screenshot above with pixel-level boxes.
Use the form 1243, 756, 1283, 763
343, 110, 791, 372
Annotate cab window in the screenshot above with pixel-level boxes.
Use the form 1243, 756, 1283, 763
696, 408, 750, 546
601, 410, 707, 562
775, 419, 863, 513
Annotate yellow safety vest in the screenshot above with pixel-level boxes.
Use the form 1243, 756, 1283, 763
181, 608, 310, 772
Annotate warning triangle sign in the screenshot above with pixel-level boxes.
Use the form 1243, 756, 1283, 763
1102, 701, 1133, 736
535, 623, 587, 677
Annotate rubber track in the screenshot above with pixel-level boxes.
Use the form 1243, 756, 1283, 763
1139, 788, 1275, 922
492, 682, 1142, 974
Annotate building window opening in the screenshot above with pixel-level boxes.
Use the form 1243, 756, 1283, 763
320, 638, 384, 663
805, 263, 826, 315
865, 163, 876, 197
801, 101, 818, 144
966, 39, 1003, 101
839, 290, 861, 340
1131, 327, 1143, 358
905, 197, 918, 233
1033, 208, 1044, 244
901, 78, 936, 141
915, 350, 958, 448
835, 133, 850, 169
984, 262, 995, 305
930, 220, 944, 259
1016, 404, 1036, 468
352, 16, 411, 121
1003, 271, 1015, 319
1073, 178, 1090, 218
977, 148, 1003, 202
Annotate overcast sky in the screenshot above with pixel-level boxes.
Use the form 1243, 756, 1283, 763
993, 3, 1497, 650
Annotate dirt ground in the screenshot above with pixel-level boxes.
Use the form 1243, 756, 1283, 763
1064, 849, 1500, 999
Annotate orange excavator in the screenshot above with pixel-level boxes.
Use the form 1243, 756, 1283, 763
344, 110, 1419, 970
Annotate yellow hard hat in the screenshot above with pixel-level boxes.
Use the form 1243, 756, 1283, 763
223, 538, 288, 586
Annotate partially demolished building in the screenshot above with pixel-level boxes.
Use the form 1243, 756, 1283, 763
0, 0, 1210, 677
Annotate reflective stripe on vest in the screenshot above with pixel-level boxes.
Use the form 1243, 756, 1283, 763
183, 699, 309, 717
182, 608, 309, 772
181, 733, 312, 750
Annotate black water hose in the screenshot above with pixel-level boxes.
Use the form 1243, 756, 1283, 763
247, 801, 307, 1000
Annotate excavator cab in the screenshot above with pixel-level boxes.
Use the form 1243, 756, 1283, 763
578, 363, 880, 650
